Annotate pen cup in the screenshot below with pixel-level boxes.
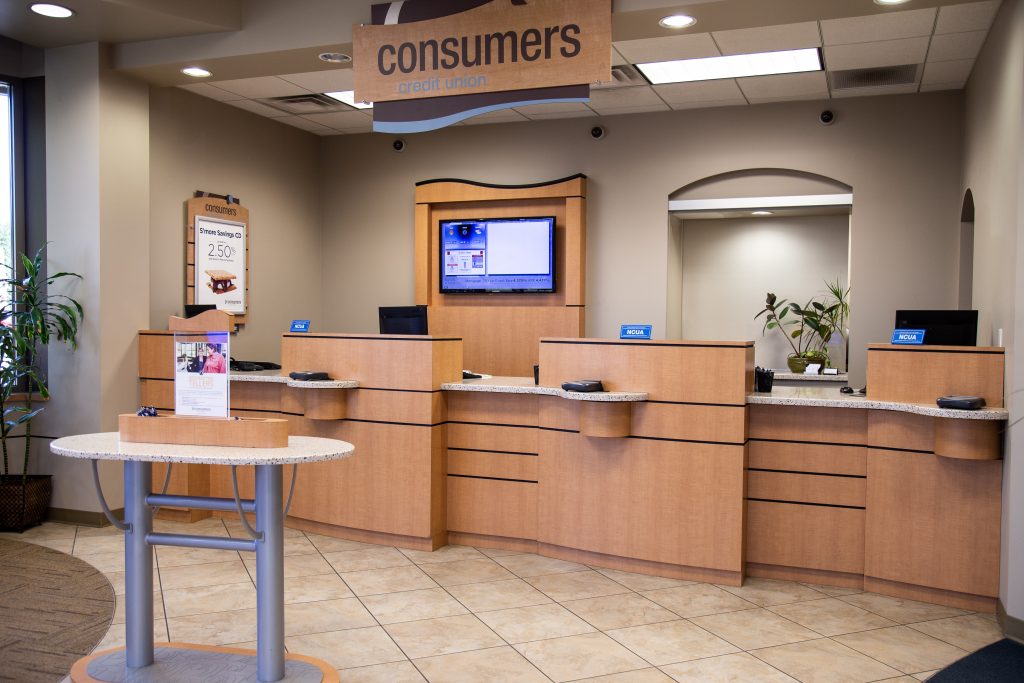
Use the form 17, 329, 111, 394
754, 367, 774, 392
533, 364, 540, 385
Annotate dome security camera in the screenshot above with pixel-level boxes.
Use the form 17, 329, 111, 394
392, 138, 406, 152
819, 110, 836, 126
590, 126, 606, 140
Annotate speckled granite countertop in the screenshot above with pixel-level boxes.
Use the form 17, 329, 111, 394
229, 371, 357, 389
748, 386, 1008, 420
51, 433, 354, 465
441, 376, 648, 402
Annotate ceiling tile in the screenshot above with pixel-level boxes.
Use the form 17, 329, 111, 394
462, 109, 529, 125
300, 111, 373, 130
588, 85, 664, 109
712, 22, 821, 55
821, 8, 937, 46
935, 1, 1000, 34
668, 98, 746, 111
927, 30, 988, 62
177, 83, 245, 101
593, 104, 670, 116
738, 71, 828, 101
922, 58, 975, 85
653, 79, 745, 106
920, 81, 967, 92
225, 99, 290, 118
831, 83, 919, 98
614, 33, 719, 64
210, 76, 311, 99
275, 116, 333, 132
824, 37, 929, 71
279, 69, 355, 94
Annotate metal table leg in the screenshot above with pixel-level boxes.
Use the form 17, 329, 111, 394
124, 460, 154, 668
255, 464, 285, 682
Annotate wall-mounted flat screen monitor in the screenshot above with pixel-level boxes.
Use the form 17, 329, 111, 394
379, 305, 428, 335
894, 309, 978, 346
440, 216, 555, 293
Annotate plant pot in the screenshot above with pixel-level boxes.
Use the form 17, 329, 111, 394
0, 474, 52, 531
787, 355, 810, 373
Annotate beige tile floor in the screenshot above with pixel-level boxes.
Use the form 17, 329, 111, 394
4, 519, 1006, 683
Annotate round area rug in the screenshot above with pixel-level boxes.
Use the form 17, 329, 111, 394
0, 537, 115, 682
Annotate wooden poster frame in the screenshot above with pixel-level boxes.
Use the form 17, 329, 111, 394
186, 194, 250, 325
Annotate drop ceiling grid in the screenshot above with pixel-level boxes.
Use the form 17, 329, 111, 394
174, 2, 999, 134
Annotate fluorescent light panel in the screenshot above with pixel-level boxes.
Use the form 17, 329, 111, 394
324, 90, 373, 109
637, 48, 822, 84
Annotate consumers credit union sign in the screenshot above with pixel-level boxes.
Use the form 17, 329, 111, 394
353, 0, 611, 133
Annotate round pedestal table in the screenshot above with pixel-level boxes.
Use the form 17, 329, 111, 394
51, 433, 354, 683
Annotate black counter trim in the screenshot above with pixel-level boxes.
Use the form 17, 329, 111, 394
866, 444, 934, 455
537, 426, 580, 434
448, 420, 538, 430
747, 498, 866, 510
449, 447, 538, 457
644, 400, 747, 408
448, 473, 538, 484
416, 173, 585, 189
628, 435, 747, 447
282, 334, 461, 342
749, 437, 867, 449
747, 467, 866, 479
344, 418, 443, 428
868, 347, 1004, 355
540, 340, 753, 349
141, 377, 173, 382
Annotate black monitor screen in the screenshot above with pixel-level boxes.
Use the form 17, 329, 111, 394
379, 305, 428, 335
185, 304, 217, 318
894, 310, 978, 346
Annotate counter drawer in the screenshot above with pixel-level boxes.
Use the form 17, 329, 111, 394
747, 471, 865, 508
748, 405, 866, 445
449, 450, 538, 481
448, 423, 538, 454
447, 476, 537, 541
746, 500, 865, 574
748, 441, 865, 476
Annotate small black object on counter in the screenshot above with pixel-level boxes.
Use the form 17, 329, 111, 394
288, 371, 330, 381
754, 367, 774, 392
937, 395, 986, 410
136, 406, 158, 417
561, 380, 604, 392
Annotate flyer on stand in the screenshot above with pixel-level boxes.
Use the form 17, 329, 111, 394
174, 331, 230, 418
194, 215, 246, 314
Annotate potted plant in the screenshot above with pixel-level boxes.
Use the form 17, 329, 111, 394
0, 247, 83, 531
754, 279, 850, 373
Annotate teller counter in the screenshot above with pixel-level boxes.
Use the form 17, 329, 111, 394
136, 331, 1006, 609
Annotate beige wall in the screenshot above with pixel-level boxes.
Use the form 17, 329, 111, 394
679, 215, 849, 370
319, 92, 964, 385
148, 88, 322, 361
964, 0, 1024, 624
35, 44, 150, 512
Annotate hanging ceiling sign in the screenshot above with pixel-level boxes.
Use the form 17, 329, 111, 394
353, 0, 611, 133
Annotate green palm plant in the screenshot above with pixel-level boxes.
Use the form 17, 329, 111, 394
754, 278, 850, 370
0, 246, 83, 530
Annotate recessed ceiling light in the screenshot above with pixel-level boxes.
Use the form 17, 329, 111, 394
180, 66, 212, 78
319, 52, 352, 64
29, 3, 74, 18
659, 14, 697, 29
636, 48, 822, 84
751, 211, 774, 216
874, 0, 912, 5
324, 90, 373, 110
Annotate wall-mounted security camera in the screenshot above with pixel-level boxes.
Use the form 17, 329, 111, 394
590, 126, 606, 140
819, 110, 836, 126
392, 138, 406, 152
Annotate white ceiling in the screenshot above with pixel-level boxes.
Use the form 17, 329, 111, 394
169, 0, 1001, 136
1, 0, 1002, 136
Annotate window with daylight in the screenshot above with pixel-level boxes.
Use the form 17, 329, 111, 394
0, 81, 12, 317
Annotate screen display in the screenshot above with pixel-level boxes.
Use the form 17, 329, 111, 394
440, 217, 555, 293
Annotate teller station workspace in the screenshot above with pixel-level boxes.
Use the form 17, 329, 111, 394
137, 175, 1008, 618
